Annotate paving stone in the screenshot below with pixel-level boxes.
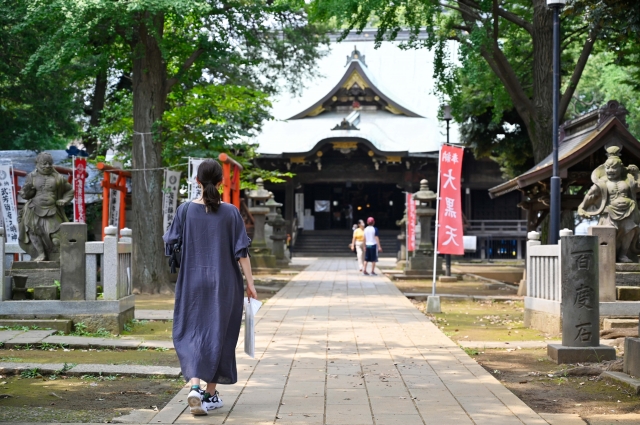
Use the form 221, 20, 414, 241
41, 335, 142, 349
112, 409, 158, 423
67, 363, 181, 378
4, 329, 57, 347
151, 258, 547, 425
0, 330, 23, 343
0, 362, 66, 375
136, 309, 174, 320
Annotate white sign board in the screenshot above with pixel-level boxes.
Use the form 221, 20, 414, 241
463, 235, 477, 252
0, 164, 19, 243
163, 170, 181, 232
188, 158, 205, 201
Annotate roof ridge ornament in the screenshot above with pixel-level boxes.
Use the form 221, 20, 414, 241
346, 45, 366, 67
332, 111, 360, 131
598, 100, 629, 128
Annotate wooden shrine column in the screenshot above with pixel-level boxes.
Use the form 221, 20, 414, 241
285, 179, 295, 235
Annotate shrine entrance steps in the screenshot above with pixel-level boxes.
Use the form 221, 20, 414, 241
294, 230, 398, 257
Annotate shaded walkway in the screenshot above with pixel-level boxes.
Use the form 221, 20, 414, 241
155, 258, 547, 424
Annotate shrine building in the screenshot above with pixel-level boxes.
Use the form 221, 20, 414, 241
254, 37, 525, 258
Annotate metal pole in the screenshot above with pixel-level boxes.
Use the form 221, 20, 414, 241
445, 119, 451, 276
431, 144, 443, 296
549, 3, 562, 244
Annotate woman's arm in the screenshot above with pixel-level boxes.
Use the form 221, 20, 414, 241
238, 256, 257, 299
351, 234, 356, 250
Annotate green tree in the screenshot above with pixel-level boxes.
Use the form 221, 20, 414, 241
22, 0, 327, 293
311, 0, 604, 164
0, 0, 80, 151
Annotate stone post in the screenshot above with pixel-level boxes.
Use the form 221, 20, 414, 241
60, 223, 87, 301
406, 180, 441, 275
547, 234, 616, 364
587, 225, 616, 302
102, 226, 119, 300
0, 227, 8, 301
270, 209, 289, 267
248, 178, 276, 269
522, 231, 541, 297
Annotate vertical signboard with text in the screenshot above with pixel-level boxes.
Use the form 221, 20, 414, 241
436, 145, 465, 255
406, 193, 416, 252
73, 157, 87, 223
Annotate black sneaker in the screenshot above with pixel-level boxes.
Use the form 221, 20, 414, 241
202, 391, 224, 410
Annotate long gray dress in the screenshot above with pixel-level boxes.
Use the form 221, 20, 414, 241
163, 202, 250, 384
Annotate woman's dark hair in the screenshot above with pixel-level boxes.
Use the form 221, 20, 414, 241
197, 159, 223, 213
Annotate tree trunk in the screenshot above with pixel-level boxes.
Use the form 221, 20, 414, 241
130, 13, 172, 294
84, 70, 108, 155
528, 0, 554, 163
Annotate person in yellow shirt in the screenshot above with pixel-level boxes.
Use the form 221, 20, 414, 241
350, 220, 366, 271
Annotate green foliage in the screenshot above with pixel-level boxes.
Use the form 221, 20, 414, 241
0, 0, 81, 151
20, 368, 40, 379
310, 0, 639, 169
569, 51, 640, 138
71, 322, 112, 338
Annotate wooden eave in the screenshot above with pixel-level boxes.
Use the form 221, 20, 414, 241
280, 137, 408, 159
489, 117, 640, 198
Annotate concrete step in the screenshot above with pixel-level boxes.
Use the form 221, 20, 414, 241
0, 319, 72, 333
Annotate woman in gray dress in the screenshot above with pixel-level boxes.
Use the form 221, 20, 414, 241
163, 159, 257, 416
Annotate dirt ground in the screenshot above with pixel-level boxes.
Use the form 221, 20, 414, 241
395, 278, 519, 296
399, 279, 640, 420
473, 348, 640, 418
0, 373, 183, 423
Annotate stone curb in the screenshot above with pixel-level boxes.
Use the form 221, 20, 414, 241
459, 340, 561, 349
0, 361, 181, 378
403, 292, 523, 301
0, 330, 174, 350
601, 371, 640, 395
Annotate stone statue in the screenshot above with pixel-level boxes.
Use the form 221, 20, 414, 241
578, 146, 640, 263
18, 152, 73, 261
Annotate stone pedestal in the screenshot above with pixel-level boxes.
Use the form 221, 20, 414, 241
406, 180, 442, 276
426, 295, 441, 313
248, 178, 276, 270
269, 209, 289, 267
60, 223, 87, 301
34, 286, 58, 300
10, 261, 60, 288
624, 337, 640, 377
547, 235, 616, 364
397, 233, 406, 270
588, 225, 616, 302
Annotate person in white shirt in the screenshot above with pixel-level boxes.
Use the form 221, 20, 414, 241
363, 217, 382, 275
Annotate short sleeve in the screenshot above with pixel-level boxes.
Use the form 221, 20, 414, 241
234, 208, 251, 259
375, 227, 379, 237
162, 203, 185, 256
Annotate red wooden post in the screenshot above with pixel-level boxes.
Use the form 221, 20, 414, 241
218, 153, 243, 208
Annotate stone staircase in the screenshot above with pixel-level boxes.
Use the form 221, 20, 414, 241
293, 229, 398, 257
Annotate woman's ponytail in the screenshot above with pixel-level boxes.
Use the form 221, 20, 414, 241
197, 159, 223, 213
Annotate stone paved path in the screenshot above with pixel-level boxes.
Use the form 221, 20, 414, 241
154, 258, 548, 425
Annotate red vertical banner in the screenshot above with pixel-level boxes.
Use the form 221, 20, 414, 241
74, 158, 87, 223
436, 145, 464, 255
406, 192, 416, 252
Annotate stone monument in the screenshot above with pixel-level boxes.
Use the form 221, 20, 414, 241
248, 178, 276, 270
547, 235, 616, 364
405, 180, 442, 275
18, 152, 74, 262
10, 152, 72, 289
396, 211, 407, 270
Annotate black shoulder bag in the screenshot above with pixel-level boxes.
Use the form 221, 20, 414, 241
169, 202, 191, 273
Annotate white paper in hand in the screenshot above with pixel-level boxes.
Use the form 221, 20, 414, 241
244, 298, 262, 358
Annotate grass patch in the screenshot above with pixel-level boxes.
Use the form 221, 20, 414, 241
0, 348, 178, 367
120, 320, 173, 341
70, 322, 113, 338
427, 299, 550, 342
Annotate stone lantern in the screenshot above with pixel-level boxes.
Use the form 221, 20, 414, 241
248, 178, 276, 269
265, 192, 281, 223
406, 179, 442, 275
269, 208, 289, 267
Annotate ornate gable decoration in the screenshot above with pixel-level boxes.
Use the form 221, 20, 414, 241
288, 46, 423, 120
